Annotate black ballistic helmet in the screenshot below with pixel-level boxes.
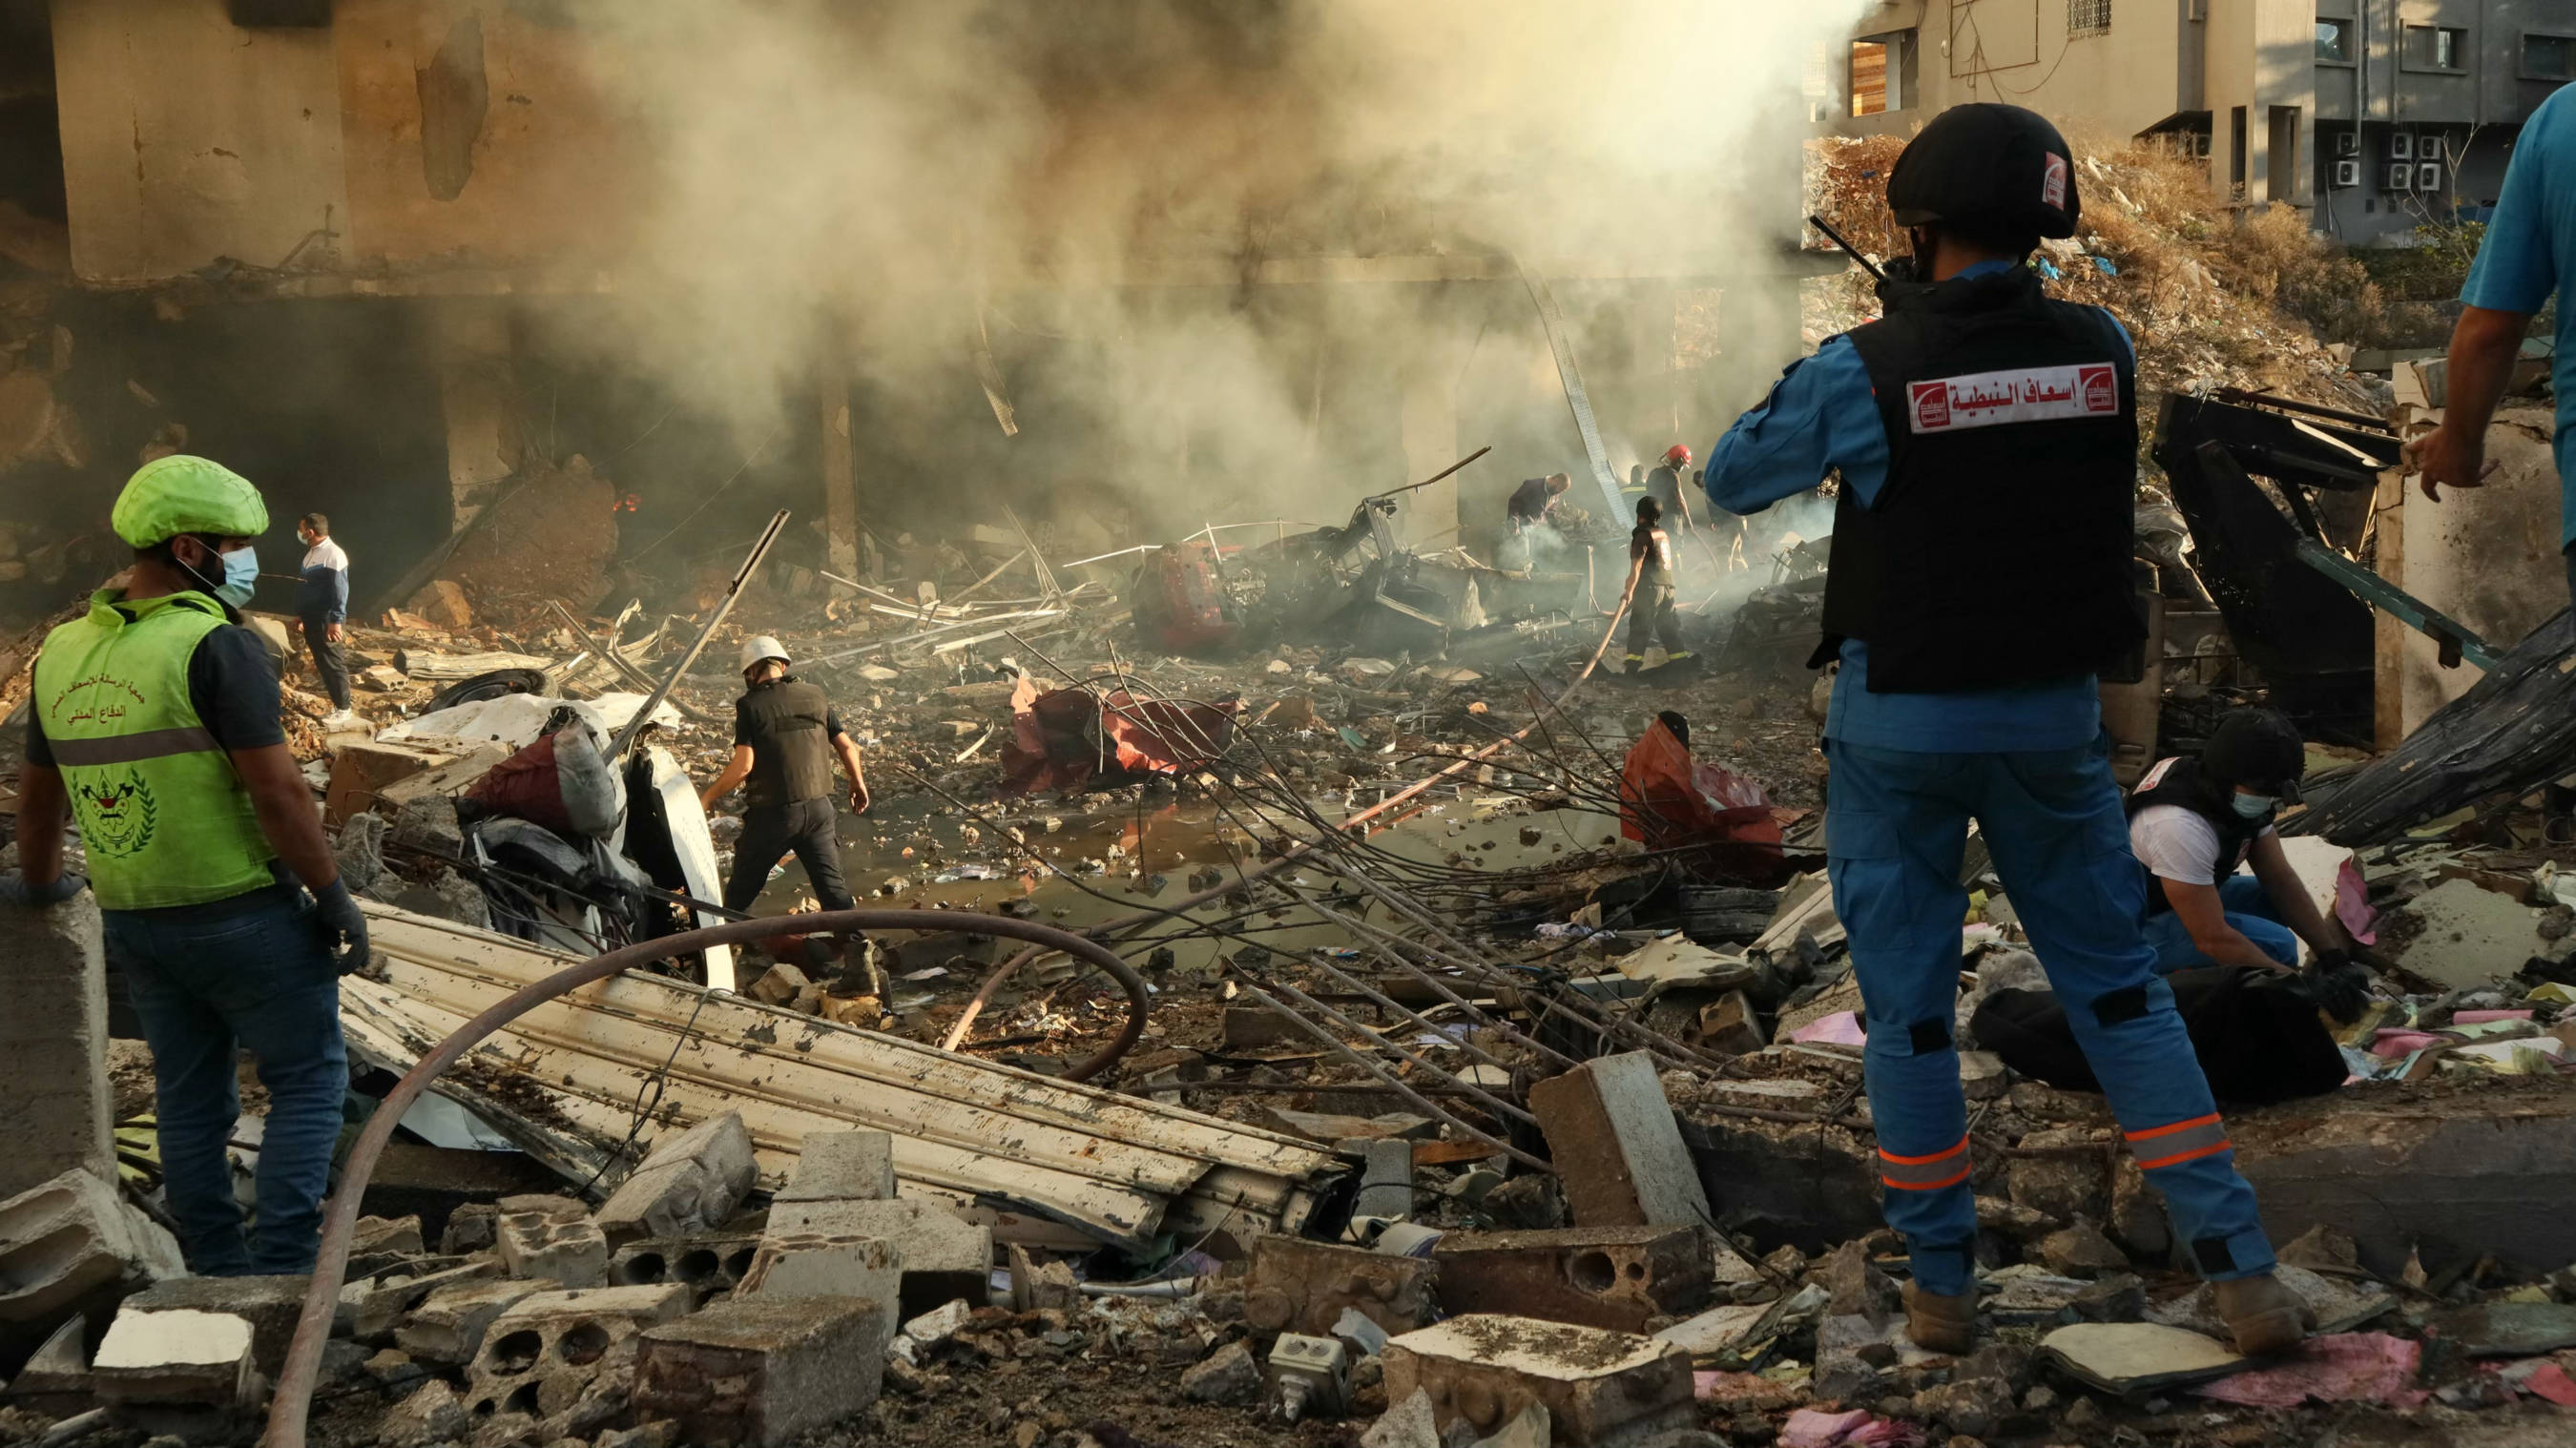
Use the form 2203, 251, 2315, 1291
2200, 708, 2307, 800
1887, 102, 2082, 240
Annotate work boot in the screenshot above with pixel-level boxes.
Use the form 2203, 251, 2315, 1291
1622, 654, 1645, 675
2214, 1272, 2309, 1356
1901, 1282, 1977, 1355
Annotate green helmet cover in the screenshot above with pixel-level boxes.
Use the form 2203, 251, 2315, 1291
110, 454, 270, 548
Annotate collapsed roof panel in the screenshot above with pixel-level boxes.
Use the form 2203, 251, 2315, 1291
341, 906, 1340, 1250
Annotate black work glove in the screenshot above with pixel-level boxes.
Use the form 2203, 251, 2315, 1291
0, 871, 86, 907
2294, 953, 2374, 1024
313, 879, 372, 976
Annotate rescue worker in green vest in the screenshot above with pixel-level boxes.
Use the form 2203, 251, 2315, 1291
1, 455, 370, 1276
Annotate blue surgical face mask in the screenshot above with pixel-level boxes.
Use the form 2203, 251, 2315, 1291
177, 540, 259, 608
2232, 792, 2276, 819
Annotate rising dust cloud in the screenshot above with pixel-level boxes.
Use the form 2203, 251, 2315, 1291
534, 0, 1870, 539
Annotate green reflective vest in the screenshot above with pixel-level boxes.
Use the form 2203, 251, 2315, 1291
32, 589, 277, 909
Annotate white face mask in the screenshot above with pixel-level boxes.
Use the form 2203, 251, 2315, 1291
2232, 793, 2276, 819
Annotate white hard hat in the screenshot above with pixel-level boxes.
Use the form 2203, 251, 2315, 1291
739, 635, 791, 673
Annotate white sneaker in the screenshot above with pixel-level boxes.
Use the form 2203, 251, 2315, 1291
323, 710, 365, 732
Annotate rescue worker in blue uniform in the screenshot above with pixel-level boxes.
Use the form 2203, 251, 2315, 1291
1704, 103, 2307, 1358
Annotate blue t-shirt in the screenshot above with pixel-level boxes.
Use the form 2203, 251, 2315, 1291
2459, 83, 2576, 548
1703, 259, 2129, 753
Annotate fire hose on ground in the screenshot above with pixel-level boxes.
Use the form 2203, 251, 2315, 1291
263, 908, 1152, 1448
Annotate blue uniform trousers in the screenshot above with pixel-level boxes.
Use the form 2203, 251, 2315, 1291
2141, 875, 2298, 972
1824, 737, 2276, 1296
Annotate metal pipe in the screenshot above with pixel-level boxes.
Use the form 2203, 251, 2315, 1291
609, 508, 790, 760
262, 907, 1150, 1448
1238, 968, 1539, 1132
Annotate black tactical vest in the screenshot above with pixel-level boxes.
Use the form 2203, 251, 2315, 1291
2126, 755, 2270, 917
1817, 265, 2144, 693
737, 677, 836, 808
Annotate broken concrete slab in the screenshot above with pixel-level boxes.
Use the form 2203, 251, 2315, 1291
737, 1232, 901, 1341
1, 1314, 93, 1415
1381, 1314, 1694, 1446
1431, 1225, 1712, 1333
1243, 1233, 1439, 1338
465, 1283, 693, 1420
2392, 877, 2547, 990
1651, 1303, 1772, 1364
1691, 991, 1766, 1056
1361, 1387, 1442, 1448
1527, 1051, 1713, 1230
91, 1306, 257, 1408
762, 1198, 987, 1318
122, 1273, 310, 1377
0, 893, 109, 1202
0, 1168, 184, 1359
774, 1129, 895, 1203
342, 1257, 502, 1341
1006, 1243, 1079, 1314
1180, 1339, 1261, 1405
2040, 1322, 2244, 1395
2435, 1301, 2576, 1357
389, 1275, 555, 1367
2147, 1263, 2392, 1339
1353, 1139, 1415, 1223
634, 1294, 889, 1446
594, 1110, 758, 1246
495, 1193, 610, 1287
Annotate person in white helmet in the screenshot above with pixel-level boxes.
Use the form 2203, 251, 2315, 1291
699, 636, 869, 913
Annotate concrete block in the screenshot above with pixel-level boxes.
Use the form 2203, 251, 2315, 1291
0, 1168, 184, 1358
1222, 1004, 1301, 1050
1006, 1244, 1078, 1314
350, 1214, 426, 1259
0, 894, 110, 1201
1353, 1139, 1414, 1224
342, 1257, 501, 1341
1527, 1052, 1713, 1230
465, 1283, 692, 1420
1432, 1226, 1713, 1333
595, 1111, 759, 1245
747, 962, 811, 1006
1242, 1234, 1438, 1339
323, 739, 460, 829
123, 1273, 309, 1377
608, 1234, 762, 1301
92, 1306, 257, 1408
1691, 990, 1766, 1056
496, 1194, 609, 1287
1381, 1314, 1695, 1446
738, 1231, 901, 1342
764, 1198, 987, 1317
635, 1295, 889, 1446
776, 1129, 896, 1203
390, 1275, 555, 1366
440, 1202, 497, 1254
1179, 1339, 1260, 1405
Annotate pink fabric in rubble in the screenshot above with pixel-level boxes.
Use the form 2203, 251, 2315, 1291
2194, 1334, 2425, 1409
1777, 1408, 1924, 1448
1791, 1012, 1866, 1047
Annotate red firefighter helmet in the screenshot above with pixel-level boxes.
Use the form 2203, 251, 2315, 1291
1661, 445, 1692, 468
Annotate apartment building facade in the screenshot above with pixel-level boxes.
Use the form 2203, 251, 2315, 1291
1841, 0, 2576, 243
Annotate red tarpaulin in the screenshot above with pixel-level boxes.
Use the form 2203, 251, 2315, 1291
1000, 673, 1238, 796
1618, 716, 1785, 878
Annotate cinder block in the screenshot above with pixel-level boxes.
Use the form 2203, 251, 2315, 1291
342, 1257, 502, 1341
324, 739, 461, 829
92, 1306, 257, 1408
390, 1275, 555, 1366
595, 1111, 758, 1245
1381, 1314, 1694, 1446
1353, 1139, 1414, 1223
608, 1234, 762, 1302
0, 894, 110, 1200
1527, 1051, 1713, 1230
0, 1169, 184, 1359
465, 1283, 692, 1420
496, 1194, 609, 1287
748, 962, 811, 1006
1007, 1244, 1079, 1314
635, 1295, 889, 1446
776, 1130, 896, 1203
1431, 1226, 1712, 1333
764, 1198, 987, 1317
1242, 1235, 1437, 1339
123, 1272, 310, 1376
737, 1232, 902, 1342
1692, 990, 1766, 1056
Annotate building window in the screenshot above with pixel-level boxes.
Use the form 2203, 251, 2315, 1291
2525, 33, 2576, 80
2403, 24, 2468, 72
2069, 0, 2112, 38
1851, 32, 1910, 115
2316, 17, 2353, 63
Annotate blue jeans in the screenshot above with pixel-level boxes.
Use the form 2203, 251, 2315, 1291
1825, 736, 2275, 1296
2142, 875, 2297, 972
107, 885, 348, 1276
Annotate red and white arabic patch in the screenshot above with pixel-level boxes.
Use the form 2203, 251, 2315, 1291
1906, 362, 2118, 434
2043, 152, 2069, 212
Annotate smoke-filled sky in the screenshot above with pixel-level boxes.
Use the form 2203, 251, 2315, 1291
533, 0, 1870, 533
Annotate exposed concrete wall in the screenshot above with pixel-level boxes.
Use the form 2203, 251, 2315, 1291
2394, 404, 2563, 732
0, 894, 111, 1201
426, 300, 520, 531
1839, 0, 2192, 146
49, 0, 350, 283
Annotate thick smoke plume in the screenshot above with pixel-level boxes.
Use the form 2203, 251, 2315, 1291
538, 0, 1868, 538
